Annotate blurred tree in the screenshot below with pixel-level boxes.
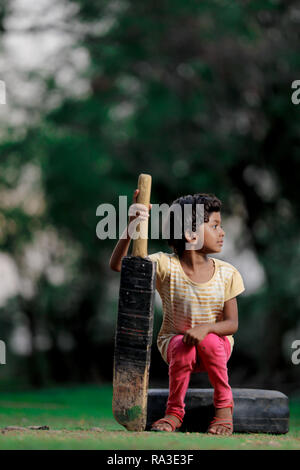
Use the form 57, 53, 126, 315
0, 0, 300, 389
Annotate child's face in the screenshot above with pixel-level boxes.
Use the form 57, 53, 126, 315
185, 211, 225, 254
202, 211, 225, 253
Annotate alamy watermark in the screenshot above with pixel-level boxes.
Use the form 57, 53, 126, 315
0, 80, 6, 105
291, 340, 300, 365
0, 340, 6, 365
96, 197, 205, 250
291, 80, 300, 105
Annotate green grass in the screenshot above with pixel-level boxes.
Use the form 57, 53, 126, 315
0, 385, 299, 449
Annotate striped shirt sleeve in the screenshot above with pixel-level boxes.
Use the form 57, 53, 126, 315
224, 268, 245, 301
147, 251, 169, 289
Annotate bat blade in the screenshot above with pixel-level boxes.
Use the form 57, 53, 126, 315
112, 256, 156, 431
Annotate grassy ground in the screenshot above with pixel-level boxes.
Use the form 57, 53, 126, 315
0, 384, 299, 449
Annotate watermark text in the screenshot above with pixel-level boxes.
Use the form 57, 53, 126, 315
291, 340, 300, 365
0, 340, 6, 365
96, 198, 205, 251
0, 81, 6, 104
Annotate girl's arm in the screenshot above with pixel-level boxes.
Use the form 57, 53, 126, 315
109, 226, 132, 272
109, 189, 151, 272
183, 298, 238, 345
207, 297, 238, 336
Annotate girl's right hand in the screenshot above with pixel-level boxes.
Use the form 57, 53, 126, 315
129, 189, 152, 223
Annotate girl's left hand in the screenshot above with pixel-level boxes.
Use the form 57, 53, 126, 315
182, 324, 210, 346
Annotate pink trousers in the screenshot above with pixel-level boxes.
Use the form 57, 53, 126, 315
166, 333, 232, 423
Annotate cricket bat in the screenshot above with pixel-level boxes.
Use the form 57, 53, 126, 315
112, 174, 156, 431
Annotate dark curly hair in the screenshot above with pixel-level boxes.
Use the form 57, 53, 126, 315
165, 193, 222, 258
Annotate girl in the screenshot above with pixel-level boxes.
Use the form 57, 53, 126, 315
109, 190, 245, 436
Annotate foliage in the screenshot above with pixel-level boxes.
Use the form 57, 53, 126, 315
0, 0, 300, 387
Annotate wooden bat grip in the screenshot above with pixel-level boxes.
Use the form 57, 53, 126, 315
132, 174, 151, 257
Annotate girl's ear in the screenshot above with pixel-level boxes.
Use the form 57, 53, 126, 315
184, 229, 197, 243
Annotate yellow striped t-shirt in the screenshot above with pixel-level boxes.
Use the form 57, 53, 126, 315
147, 251, 245, 363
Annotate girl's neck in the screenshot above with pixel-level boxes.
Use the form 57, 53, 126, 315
179, 250, 209, 269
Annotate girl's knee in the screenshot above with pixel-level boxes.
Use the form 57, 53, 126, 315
198, 333, 220, 354
168, 335, 197, 367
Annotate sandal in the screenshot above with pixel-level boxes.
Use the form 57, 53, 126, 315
207, 401, 234, 436
151, 415, 182, 432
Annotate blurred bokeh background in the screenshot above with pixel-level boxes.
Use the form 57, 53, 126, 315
0, 0, 300, 395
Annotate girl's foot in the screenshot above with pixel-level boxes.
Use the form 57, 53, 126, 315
151, 414, 182, 432
207, 404, 233, 436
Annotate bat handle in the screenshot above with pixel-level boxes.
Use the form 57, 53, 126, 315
132, 173, 152, 258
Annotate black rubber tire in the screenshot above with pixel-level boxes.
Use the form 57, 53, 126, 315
146, 388, 289, 434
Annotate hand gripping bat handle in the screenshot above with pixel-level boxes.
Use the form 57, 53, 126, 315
132, 174, 151, 258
